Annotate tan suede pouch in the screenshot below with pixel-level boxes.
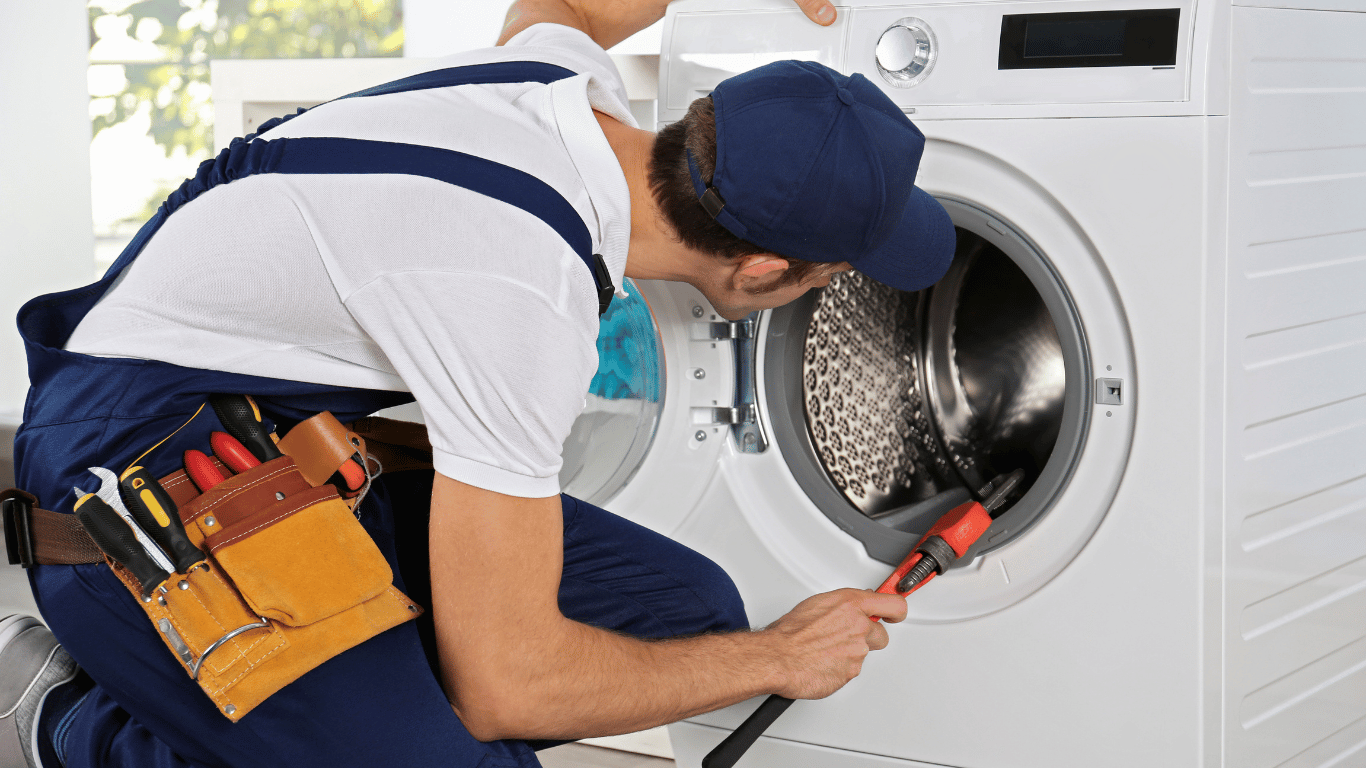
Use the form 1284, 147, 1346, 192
204, 485, 392, 626
108, 441, 421, 721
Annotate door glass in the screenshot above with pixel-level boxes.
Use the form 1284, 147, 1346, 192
559, 279, 665, 504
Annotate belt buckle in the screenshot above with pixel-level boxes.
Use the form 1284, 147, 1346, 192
1, 494, 36, 568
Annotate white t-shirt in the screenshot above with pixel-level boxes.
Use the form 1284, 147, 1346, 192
65, 24, 633, 499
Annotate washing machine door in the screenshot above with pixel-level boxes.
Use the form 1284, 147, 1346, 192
558, 279, 667, 505
559, 194, 1133, 626
561, 196, 1127, 607
557, 275, 758, 537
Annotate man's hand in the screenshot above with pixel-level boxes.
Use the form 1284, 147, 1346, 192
763, 589, 908, 700
428, 474, 907, 740
499, 0, 837, 49
790, 0, 838, 26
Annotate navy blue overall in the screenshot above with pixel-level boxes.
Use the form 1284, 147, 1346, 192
15, 62, 747, 768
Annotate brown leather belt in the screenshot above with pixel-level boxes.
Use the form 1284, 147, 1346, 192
2, 488, 104, 565
2, 416, 434, 567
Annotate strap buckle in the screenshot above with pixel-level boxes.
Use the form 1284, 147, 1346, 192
1, 490, 37, 568
591, 253, 615, 316
699, 186, 726, 219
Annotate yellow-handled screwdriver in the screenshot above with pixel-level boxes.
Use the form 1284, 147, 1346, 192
119, 466, 204, 573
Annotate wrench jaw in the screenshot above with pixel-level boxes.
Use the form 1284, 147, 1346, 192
88, 466, 125, 510
86, 466, 177, 574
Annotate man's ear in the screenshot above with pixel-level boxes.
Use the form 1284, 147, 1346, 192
731, 255, 789, 290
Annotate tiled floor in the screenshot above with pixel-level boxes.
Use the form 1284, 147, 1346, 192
539, 744, 675, 768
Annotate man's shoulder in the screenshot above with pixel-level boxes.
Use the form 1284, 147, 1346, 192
427, 23, 634, 126
436, 22, 616, 80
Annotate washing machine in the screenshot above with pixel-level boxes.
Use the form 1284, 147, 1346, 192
561, 0, 1366, 766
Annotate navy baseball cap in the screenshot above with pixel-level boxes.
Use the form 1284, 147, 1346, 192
686, 60, 955, 292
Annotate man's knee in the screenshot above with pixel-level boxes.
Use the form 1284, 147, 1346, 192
676, 547, 749, 634
558, 495, 750, 635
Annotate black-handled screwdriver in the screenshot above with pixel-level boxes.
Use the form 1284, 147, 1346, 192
210, 394, 282, 462
119, 466, 204, 573
74, 487, 170, 598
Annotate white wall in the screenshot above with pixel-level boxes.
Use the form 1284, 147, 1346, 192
0, 0, 89, 616
0, 2, 662, 433
0, 1, 95, 425
403, 0, 663, 57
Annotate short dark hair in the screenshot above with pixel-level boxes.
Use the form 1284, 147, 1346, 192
648, 97, 827, 292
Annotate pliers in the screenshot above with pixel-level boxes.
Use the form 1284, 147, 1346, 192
877, 468, 1025, 597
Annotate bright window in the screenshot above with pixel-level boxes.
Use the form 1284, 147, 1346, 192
87, 0, 403, 276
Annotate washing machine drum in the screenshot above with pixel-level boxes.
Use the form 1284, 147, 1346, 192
769, 223, 1084, 565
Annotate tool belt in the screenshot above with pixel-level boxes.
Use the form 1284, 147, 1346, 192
2, 410, 436, 722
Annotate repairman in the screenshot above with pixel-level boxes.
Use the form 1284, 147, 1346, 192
0, 0, 956, 766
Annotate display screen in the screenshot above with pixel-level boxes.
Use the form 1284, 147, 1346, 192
999, 9, 1179, 69
1025, 19, 1127, 59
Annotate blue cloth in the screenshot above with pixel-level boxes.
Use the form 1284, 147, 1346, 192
16, 61, 747, 767
588, 285, 661, 402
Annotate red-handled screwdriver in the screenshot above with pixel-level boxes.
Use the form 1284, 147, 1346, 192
184, 449, 226, 493
210, 431, 260, 474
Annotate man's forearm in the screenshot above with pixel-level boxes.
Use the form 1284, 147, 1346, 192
450, 617, 783, 741
428, 475, 902, 742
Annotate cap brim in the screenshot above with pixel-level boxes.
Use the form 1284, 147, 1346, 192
851, 186, 957, 293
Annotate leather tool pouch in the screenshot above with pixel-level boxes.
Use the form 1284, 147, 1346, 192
107, 411, 422, 722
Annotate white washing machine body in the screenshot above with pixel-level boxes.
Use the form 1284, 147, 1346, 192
570, 1, 1366, 766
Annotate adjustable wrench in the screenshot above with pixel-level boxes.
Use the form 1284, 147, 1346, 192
87, 466, 176, 574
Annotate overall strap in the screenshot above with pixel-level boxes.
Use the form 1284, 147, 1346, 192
104, 60, 615, 316
337, 61, 578, 100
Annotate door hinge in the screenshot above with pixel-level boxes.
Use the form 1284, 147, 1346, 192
692, 320, 755, 341
689, 315, 768, 453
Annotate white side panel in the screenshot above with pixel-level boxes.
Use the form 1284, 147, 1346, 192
1226, 7, 1366, 768
0, 2, 94, 412
1202, 114, 1233, 768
